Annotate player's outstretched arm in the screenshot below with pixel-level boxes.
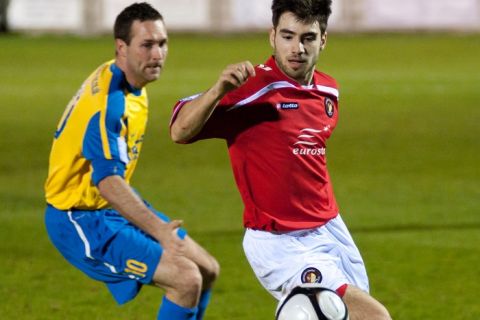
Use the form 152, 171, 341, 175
98, 175, 185, 255
171, 61, 255, 143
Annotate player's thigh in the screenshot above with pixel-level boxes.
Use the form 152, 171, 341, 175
343, 285, 391, 320
152, 249, 202, 291
182, 235, 220, 284
152, 235, 220, 288
152, 235, 219, 291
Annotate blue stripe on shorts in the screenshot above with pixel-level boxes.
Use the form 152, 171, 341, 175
45, 204, 187, 304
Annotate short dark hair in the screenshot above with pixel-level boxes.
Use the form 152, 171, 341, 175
271, 0, 332, 33
114, 2, 163, 44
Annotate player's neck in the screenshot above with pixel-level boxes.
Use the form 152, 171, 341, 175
285, 69, 314, 86
273, 58, 314, 86
114, 59, 145, 90
302, 70, 315, 86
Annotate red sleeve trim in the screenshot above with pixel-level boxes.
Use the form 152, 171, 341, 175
336, 283, 348, 297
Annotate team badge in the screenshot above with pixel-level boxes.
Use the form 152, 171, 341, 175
324, 97, 334, 118
301, 267, 323, 284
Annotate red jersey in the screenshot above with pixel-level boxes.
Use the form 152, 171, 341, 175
172, 56, 340, 231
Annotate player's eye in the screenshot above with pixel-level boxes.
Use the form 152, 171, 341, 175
159, 39, 168, 48
303, 36, 317, 42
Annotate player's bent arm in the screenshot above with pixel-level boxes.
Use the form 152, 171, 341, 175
98, 175, 184, 253
171, 61, 256, 143
170, 86, 224, 143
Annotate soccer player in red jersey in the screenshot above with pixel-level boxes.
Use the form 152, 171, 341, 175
170, 0, 391, 319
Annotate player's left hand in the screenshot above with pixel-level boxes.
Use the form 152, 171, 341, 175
213, 61, 256, 96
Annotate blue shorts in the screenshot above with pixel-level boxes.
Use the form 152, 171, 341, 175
44, 203, 187, 304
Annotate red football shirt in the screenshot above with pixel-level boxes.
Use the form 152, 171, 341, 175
172, 56, 340, 231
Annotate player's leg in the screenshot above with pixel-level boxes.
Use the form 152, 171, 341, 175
150, 234, 219, 320
146, 204, 220, 287
152, 250, 203, 320
324, 215, 391, 319
343, 285, 391, 320
153, 235, 220, 320
99, 210, 204, 320
146, 204, 219, 319
46, 205, 208, 320
182, 235, 220, 319
243, 221, 391, 320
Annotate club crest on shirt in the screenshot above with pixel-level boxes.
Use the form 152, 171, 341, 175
324, 97, 334, 118
277, 102, 299, 110
301, 267, 323, 284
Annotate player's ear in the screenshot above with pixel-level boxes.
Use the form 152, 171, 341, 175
269, 28, 275, 49
115, 38, 127, 57
320, 31, 327, 51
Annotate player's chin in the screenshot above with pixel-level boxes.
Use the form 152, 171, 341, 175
286, 68, 306, 81
146, 66, 161, 75
144, 71, 161, 82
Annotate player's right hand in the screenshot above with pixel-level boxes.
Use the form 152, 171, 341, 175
156, 219, 186, 256
214, 61, 256, 96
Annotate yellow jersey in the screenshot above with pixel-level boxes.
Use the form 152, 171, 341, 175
45, 60, 148, 210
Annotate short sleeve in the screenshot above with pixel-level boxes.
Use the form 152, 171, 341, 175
83, 84, 128, 185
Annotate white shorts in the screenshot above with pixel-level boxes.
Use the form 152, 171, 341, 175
242, 214, 369, 300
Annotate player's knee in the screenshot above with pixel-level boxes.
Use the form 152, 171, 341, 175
174, 260, 203, 295
204, 255, 220, 285
348, 304, 391, 320
363, 297, 391, 320
372, 304, 391, 320
343, 285, 391, 320
154, 256, 203, 297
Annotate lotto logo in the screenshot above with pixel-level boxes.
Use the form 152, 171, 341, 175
277, 102, 299, 110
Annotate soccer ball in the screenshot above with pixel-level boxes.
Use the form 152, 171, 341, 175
276, 284, 349, 320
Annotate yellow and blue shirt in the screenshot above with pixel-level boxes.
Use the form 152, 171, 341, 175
45, 60, 148, 210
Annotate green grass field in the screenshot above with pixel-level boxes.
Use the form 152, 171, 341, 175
0, 32, 479, 319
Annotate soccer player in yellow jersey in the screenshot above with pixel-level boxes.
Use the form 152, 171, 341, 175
44, 3, 219, 320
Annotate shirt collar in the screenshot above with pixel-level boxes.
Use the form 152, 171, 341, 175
110, 63, 143, 96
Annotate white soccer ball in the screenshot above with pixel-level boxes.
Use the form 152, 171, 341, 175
276, 284, 349, 320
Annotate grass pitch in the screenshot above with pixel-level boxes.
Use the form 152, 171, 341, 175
0, 32, 479, 319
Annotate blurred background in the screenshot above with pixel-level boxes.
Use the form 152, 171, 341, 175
1, 1, 479, 319
1, 0, 480, 34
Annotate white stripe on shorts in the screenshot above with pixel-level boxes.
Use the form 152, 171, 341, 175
67, 210, 94, 260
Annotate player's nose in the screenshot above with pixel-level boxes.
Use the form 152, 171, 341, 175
292, 40, 306, 54
152, 45, 165, 61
